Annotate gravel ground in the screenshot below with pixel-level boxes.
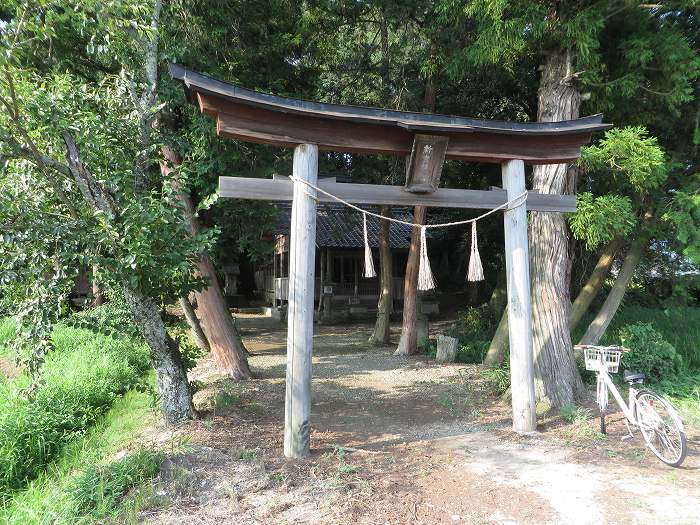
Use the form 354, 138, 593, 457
143, 318, 699, 525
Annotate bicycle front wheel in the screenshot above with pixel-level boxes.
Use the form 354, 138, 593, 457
636, 389, 687, 467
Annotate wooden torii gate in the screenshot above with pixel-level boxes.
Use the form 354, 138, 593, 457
171, 64, 611, 458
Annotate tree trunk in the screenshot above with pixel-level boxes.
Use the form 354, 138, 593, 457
484, 309, 508, 367
487, 273, 507, 315
91, 264, 105, 306
529, 50, 585, 407
63, 131, 194, 424
569, 235, 623, 332
395, 205, 426, 355
179, 296, 210, 353
124, 285, 195, 424
369, 205, 393, 346
195, 256, 252, 378
395, 76, 436, 357
579, 237, 646, 345
160, 144, 251, 379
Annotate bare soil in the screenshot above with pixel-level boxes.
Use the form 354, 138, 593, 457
136, 320, 700, 525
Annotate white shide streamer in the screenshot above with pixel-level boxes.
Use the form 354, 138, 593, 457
362, 213, 376, 278
418, 226, 436, 291
467, 221, 484, 282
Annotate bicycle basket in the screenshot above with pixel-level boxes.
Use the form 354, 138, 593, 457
584, 347, 621, 373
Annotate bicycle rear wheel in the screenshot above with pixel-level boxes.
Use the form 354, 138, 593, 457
636, 390, 687, 467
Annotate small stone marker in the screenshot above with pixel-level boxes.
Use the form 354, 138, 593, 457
436, 335, 459, 363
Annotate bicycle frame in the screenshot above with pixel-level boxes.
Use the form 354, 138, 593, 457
595, 364, 685, 434
596, 366, 639, 425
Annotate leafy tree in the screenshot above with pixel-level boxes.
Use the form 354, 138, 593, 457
442, 0, 698, 407
0, 0, 200, 421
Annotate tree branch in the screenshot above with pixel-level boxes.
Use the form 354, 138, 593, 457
1, 128, 72, 177
62, 131, 119, 220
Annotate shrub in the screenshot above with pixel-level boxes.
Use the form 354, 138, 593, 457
618, 322, 682, 382
0, 325, 150, 497
65, 293, 140, 340
69, 448, 162, 519
481, 361, 510, 395
448, 305, 499, 342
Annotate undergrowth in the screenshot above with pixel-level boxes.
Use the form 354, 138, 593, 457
0, 390, 160, 524
0, 322, 150, 499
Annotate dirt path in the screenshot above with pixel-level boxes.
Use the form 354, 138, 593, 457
139, 321, 699, 525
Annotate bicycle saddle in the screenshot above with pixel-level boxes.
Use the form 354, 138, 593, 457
623, 370, 646, 383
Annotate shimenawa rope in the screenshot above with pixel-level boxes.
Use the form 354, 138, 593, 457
289, 175, 527, 290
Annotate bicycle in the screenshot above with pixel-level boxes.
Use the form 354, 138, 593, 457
574, 344, 688, 467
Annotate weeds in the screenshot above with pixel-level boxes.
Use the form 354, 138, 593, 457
559, 403, 605, 444
214, 389, 240, 410
481, 364, 510, 396
0, 325, 150, 497
0, 390, 157, 524
69, 448, 162, 519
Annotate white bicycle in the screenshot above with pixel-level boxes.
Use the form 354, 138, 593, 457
575, 344, 688, 467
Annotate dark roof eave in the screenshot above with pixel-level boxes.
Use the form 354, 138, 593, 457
169, 63, 612, 137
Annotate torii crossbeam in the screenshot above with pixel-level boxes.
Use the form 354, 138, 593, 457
171, 64, 611, 458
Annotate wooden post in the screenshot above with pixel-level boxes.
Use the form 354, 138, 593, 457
317, 249, 324, 314
501, 159, 537, 433
284, 143, 319, 458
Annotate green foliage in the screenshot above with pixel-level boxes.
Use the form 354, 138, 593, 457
0, 390, 157, 524
68, 448, 161, 519
448, 305, 499, 342
569, 192, 635, 249
0, 1, 214, 386
423, 337, 489, 364
579, 127, 668, 194
64, 292, 139, 339
655, 372, 700, 427
0, 324, 150, 498
618, 322, 682, 382
559, 403, 592, 425
0, 318, 14, 358
574, 306, 700, 369
481, 361, 510, 396
663, 187, 700, 266
213, 388, 241, 411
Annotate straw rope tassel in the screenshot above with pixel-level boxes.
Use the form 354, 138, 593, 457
467, 221, 484, 282
418, 226, 436, 291
362, 212, 376, 278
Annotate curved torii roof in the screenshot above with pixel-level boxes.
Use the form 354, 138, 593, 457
170, 63, 611, 164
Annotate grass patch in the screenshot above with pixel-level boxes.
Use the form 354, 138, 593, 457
0, 323, 150, 498
0, 389, 159, 524
69, 447, 162, 521
655, 372, 700, 427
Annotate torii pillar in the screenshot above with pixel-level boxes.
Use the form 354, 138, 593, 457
284, 144, 318, 457
502, 160, 536, 432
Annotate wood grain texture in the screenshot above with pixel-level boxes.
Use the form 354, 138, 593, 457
283, 144, 318, 459
405, 135, 448, 193
501, 160, 537, 433
218, 177, 577, 213
213, 101, 592, 163
395, 205, 425, 356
